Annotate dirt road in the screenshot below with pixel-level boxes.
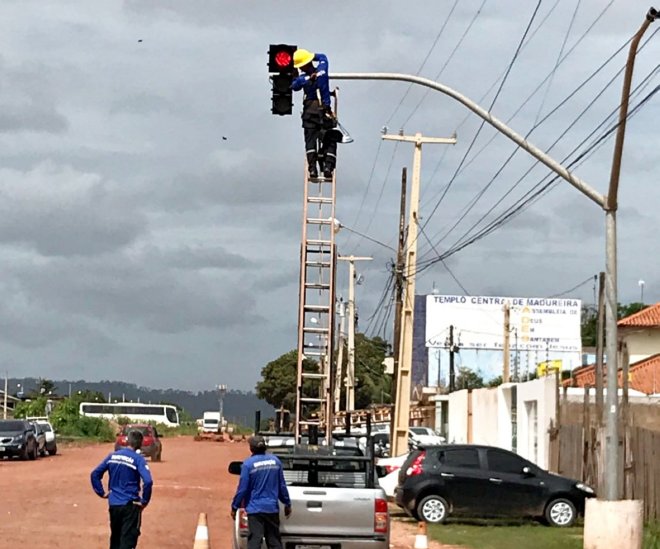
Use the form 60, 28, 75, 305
0, 436, 245, 547
0, 437, 447, 548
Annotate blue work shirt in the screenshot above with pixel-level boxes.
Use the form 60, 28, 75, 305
91, 448, 153, 507
291, 53, 331, 106
231, 453, 291, 515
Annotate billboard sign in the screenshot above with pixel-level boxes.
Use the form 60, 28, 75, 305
425, 295, 582, 353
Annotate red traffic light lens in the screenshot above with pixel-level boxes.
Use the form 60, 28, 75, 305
275, 51, 292, 68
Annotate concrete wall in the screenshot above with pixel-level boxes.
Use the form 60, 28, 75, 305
622, 327, 660, 363
440, 377, 557, 469
516, 376, 556, 470
471, 388, 499, 447
447, 389, 469, 444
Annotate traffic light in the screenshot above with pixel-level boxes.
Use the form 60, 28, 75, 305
268, 43, 296, 116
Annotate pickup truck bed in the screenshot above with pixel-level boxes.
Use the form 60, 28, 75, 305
231, 443, 390, 549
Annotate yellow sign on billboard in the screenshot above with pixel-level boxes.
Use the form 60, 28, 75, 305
536, 359, 563, 377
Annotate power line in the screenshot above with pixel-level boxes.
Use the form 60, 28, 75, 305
399, 0, 490, 129
415, 79, 660, 272
385, 0, 461, 126
533, 0, 583, 125
339, 224, 397, 253
419, 0, 616, 226
418, 223, 470, 295
417, 0, 544, 249
421, 27, 657, 259
425, 34, 637, 253
349, 0, 460, 251
549, 275, 596, 298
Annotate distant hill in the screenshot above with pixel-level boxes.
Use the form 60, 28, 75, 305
8, 378, 273, 425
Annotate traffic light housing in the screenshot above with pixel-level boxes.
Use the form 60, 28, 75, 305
268, 44, 296, 116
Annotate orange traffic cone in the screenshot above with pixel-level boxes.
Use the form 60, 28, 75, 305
414, 521, 429, 549
192, 512, 210, 549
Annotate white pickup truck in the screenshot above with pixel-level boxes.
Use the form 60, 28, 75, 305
229, 437, 390, 549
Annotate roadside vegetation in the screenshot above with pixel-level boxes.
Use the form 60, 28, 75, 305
426, 520, 659, 549
428, 520, 582, 549
12, 383, 199, 443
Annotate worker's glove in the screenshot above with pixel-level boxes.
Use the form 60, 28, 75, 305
322, 105, 335, 120
284, 506, 292, 518
231, 508, 237, 520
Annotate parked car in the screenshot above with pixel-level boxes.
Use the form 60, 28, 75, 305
115, 424, 162, 461
31, 422, 47, 457
408, 426, 445, 448
377, 452, 409, 499
35, 420, 57, 455
0, 419, 39, 460
395, 444, 595, 527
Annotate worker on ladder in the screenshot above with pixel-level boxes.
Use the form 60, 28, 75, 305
291, 49, 337, 180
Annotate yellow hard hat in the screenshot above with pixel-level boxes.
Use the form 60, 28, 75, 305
293, 49, 314, 68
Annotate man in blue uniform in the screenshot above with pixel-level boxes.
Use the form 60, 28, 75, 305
91, 430, 153, 549
231, 435, 292, 549
291, 48, 338, 179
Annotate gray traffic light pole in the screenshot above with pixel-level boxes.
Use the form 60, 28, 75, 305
330, 69, 622, 496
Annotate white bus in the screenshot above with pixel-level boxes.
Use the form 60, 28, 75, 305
79, 402, 180, 427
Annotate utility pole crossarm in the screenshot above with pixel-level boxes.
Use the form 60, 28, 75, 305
331, 72, 606, 209
382, 134, 457, 145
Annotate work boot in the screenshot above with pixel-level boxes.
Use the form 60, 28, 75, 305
308, 166, 318, 179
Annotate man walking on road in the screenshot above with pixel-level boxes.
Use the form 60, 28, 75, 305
231, 435, 292, 549
91, 429, 153, 549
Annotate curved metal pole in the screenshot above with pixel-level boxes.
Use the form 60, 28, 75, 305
331, 72, 606, 208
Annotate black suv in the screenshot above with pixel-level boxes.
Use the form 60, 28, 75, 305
0, 420, 39, 460
395, 444, 595, 527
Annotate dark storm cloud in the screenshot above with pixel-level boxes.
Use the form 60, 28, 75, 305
0, 0, 656, 391
0, 109, 68, 133
13, 253, 260, 334
0, 163, 146, 256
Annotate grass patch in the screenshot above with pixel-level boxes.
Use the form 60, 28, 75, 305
427, 520, 583, 549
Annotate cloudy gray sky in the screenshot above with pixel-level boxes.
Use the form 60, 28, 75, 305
0, 0, 658, 391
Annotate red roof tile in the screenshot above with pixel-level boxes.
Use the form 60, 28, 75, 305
618, 303, 660, 327
565, 353, 660, 394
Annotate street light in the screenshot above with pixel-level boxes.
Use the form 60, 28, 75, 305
328, 9, 657, 531
217, 384, 228, 429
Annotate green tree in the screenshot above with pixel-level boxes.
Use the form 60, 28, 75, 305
455, 367, 484, 390
582, 302, 648, 347
256, 350, 318, 410
352, 334, 391, 409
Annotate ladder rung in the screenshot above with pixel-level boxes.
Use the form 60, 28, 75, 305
307, 196, 333, 204
305, 283, 331, 290
304, 305, 331, 312
307, 239, 332, 246
302, 372, 328, 379
308, 176, 333, 183
301, 397, 326, 404
306, 249, 332, 256
304, 326, 329, 334
305, 261, 331, 268
307, 218, 333, 225
298, 420, 321, 426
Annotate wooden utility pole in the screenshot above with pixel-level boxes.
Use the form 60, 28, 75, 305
503, 303, 511, 383
3, 372, 7, 420
595, 271, 605, 424
390, 167, 407, 435
333, 299, 346, 413
448, 325, 456, 392
338, 255, 372, 411
384, 131, 457, 457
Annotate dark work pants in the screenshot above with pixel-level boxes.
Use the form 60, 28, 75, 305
109, 503, 142, 549
247, 513, 283, 549
302, 102, 337, 174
